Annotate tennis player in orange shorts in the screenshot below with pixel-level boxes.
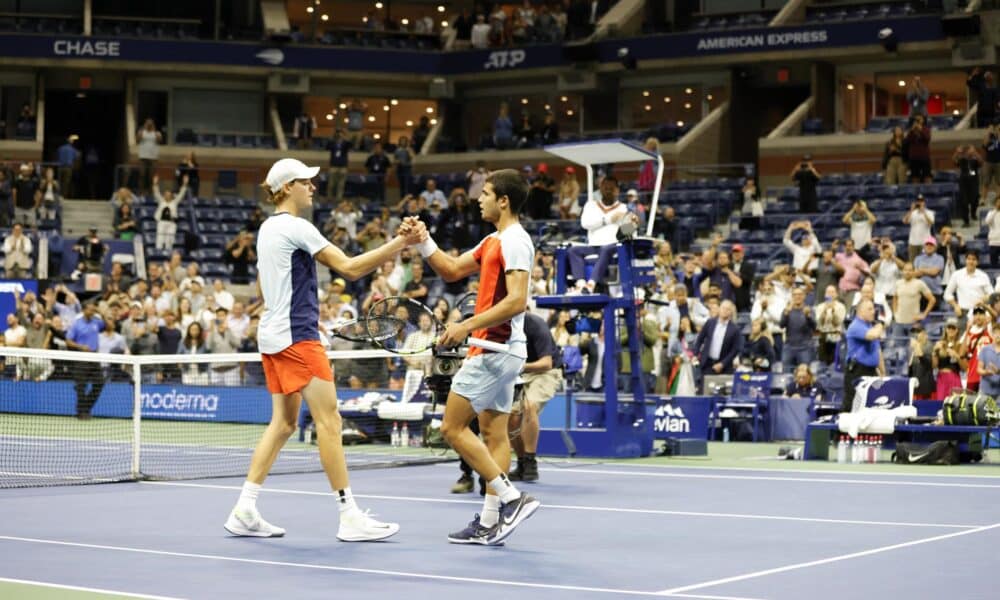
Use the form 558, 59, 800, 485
224, 158, 425, 541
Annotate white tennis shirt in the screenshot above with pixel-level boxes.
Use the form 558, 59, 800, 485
256, 212, 331, 354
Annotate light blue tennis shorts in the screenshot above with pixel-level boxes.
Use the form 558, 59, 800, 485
451, 350, 526, 414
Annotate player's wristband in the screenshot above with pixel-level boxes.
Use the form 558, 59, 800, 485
417, 237, 438, 258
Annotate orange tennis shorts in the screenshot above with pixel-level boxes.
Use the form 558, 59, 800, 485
261, 339, 333, 394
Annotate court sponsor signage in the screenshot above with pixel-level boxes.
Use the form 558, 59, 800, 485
53, 39, 120, 57
695, 29, 828, 52
0, 16, 945, 75
653, 397, 710, 439
615, 16, 944, 61
483, 49, 527, 70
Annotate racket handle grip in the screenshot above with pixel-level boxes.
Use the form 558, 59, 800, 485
468, 337, 511, 354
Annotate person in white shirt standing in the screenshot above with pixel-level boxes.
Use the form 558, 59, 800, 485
842, 198, 877, 263
224, 158, 425, 542
2, 223, 33, 279
903, 194, 934, 261
567, 175, 637, 293
782, 220, 820, 275
944, 252, 992, 322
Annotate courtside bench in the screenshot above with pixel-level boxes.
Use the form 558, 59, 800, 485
803, 421, 999, 460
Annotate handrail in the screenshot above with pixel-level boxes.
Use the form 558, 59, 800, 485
767, 97, 813, 140
92, 15, 201, 25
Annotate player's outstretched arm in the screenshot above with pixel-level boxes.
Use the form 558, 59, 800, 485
314, 220, 422, 281
414, 224, 479, 282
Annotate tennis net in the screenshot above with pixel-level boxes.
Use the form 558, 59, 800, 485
0, 346, 454, 488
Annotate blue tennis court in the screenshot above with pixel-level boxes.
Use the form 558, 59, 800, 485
2, 459, 998, 599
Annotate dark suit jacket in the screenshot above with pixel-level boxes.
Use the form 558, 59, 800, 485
694, 318, 744, 373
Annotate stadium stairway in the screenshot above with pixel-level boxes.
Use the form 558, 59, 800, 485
62, 200, 115, 239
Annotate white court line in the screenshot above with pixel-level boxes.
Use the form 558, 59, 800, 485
140, 481, 981, 529
0, 535, 760, 600
550, 468, 1000, 489
524, 460, 1000, 480
0, 576, 183, 599
656, 521, 1000, 595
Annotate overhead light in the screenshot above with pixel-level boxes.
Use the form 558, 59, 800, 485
362, 16, 368, 23
390, 99, 398, 106
383, 105, 390, 111
897, 79, 906, 87
321, 14, 328, 21
685, 88, 693, 94
401, 18, 409, 25
684, 102, 691, 109
430, 118, 438, 125
560, 96, 568, 102
664, 96, 671, 103
676, 120, 684, 127
306, 6, 314, 13
846, 83, 855, 90
642, 90, 650, 97
544, 104, 551, 110
437, 5, 445, 12
706, 94, 714, 100
521, 98, 528, 104
375, 1, 383, 8
373, 133, 381, 139
567, 109, 574, 116
644, 105, 651, 111
338, 103, 347, 109
441, 20, 449, 28
953, 109, 960, 115
325, 114, 333, 120
426, 106, 434, 113
367, 115, 376, 122
405, 120, 413, 127
343, 118, 349, 124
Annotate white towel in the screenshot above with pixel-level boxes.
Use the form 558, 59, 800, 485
377, 402, 428, 422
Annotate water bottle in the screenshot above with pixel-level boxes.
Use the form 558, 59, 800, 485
836, 435, 848, 464
391, 422, 400, 447
722, 426, 730, 443
851, 436, 861, 464
400, 423, 410, 448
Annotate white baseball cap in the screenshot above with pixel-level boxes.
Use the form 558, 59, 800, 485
265, 158, 319, 193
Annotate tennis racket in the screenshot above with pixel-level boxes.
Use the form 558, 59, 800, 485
366, 295, 511, 355
328, 315, 407, 344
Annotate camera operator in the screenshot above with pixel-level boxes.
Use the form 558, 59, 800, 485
791, 155, 820, 213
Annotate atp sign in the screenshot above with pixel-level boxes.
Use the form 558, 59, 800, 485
483, 49, 526, 70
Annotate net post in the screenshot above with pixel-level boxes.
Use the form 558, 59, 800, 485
131, 358, 142, 480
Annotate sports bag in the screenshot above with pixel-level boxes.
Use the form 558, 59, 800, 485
892, 441, 959, 465
942, 391, 1000, 426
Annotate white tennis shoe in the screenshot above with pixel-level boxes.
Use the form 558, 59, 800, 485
224, 507, 286, 537
337, 509, 400, 542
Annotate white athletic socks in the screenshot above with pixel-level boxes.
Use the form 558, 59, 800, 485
488, 473, 520, 504
481, 494, 501, 527
336, 487, 359, 513
237, 481, 261, 511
